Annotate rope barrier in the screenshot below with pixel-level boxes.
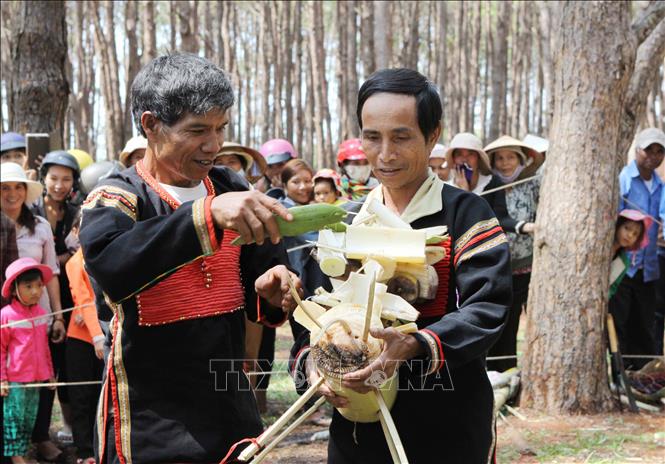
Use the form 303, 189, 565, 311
479, 174, 542, 196
0, 303, 95, 329
621, 196, 664, 227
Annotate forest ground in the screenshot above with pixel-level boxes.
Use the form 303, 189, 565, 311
42, 322, 663, 463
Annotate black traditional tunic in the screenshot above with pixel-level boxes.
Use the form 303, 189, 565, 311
290, 173, 512, 464
80, 163, 288, 463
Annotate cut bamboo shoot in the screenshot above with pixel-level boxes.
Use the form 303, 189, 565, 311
362, 273, 377, 343
345, 226, 426, 263
287, 274, 322, 329
366, 199, 411, 229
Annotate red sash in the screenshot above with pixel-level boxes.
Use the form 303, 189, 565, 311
136, 230, 244, 326
416, 236, 452, 319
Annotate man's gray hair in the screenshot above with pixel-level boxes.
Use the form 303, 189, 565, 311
131, 53, 234, 136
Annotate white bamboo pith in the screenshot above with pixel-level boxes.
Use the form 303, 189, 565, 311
375, 390, 409, 463
251, 396, 327, 463
288, 273, 322, 329
238, 377, 325, 461
362, 273, 377, 343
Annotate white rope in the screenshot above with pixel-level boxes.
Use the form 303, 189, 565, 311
479, 174, 542, 196
0, 303, 95, 329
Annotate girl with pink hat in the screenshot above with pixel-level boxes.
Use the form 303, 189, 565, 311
610, 209, 653, 298
1, 257, 56, 461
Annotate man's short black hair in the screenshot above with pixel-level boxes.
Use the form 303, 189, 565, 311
131, 53, 234, 136
356, 68, 442, 141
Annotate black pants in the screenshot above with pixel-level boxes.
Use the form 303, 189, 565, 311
32, 336, 69, 442
487, 272, 530, 372
66, 338, 103, 458
608, 270, 657, 369
255, 326, 275, 391
654, 253, 665, 356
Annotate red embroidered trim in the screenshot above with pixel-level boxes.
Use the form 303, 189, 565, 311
204, 195, 219, 250
136, 231, 244, 326
108, 317, 127, 464
289, 345, 310, 374
421, 329, 445, 372
136, 159, 215, 210
99, 377, 109, 464
417, 237, 452, 318
454, 226, 503, 267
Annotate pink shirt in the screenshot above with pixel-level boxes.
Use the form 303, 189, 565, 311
15, 216, 59, 313
1, 300, 54, 382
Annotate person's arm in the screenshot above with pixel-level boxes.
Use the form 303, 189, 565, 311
412, 193, 512, 371
485, 178, 518, 233
66, 254, 103, 341
0, 312, 10, 385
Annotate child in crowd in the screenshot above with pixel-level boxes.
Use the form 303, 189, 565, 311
313, 169, 346, 206
610, 209, 652, 298
65, 212, 104, 464
1, 257, 56, 464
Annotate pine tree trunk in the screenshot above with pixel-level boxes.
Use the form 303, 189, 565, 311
125, 1, 140, 138
346, 1, 359, 138
521, 1, 636, 414
177, 0, 197, 53
294, 3, 304, 154
142, 0, 157, 64
489, 1, 510, 140
374, 1, 391, 69
360, 1, 375, 77
10, 0, 69, 150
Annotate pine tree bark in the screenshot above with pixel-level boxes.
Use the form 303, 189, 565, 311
142, 0, 157, 64
69, 0, 95, 154
617, 17, 665, 158
360, 1, 375, 77
294, 3, 304, 153
346, 1, 359, 138
374, 1, 391, 69
10, 1, 68, 149
125, 1, 141, 137
489, 1, 510, 140
177, 0, 198, 53
521, 1, 636, 414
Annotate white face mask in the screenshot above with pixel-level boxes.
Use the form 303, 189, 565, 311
345, 165, 372, 184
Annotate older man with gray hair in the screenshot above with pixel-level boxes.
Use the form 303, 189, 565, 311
80, 53, 303, 463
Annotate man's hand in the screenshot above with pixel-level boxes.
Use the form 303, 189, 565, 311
306, 356, 348, 408
255, 265, 303, 311
210, 191, 293, 245
0, 381, 8, 397
522, 222, 536, 235
342, 327, 423, 394
50, 319, 66, 343
93, 339, 105, 360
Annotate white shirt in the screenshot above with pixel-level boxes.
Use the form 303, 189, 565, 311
643, 177, 654, 193
159, 182, 207, 204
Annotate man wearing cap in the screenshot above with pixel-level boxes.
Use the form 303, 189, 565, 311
118, 135, 147, 168
80, 53, 302, 462
613, 127, 665, 367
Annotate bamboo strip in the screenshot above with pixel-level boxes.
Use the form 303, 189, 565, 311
375, 390, 409, 463
252, 396, 327, 463
238, 377, 325, 461
287, 273, 322, 329
362, 273, 377, 343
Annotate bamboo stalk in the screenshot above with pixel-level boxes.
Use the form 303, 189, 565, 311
287, 273, 322, 329
238, 376, 325, 461
252, 396, 327, 463
375, 390, 409, 463
362, 273, 377, 343
378, 405, 400, 463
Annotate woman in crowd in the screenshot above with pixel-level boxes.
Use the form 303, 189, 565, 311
0, 163, 66, 462
483, 135, 541, 371
445, 133, 518, 233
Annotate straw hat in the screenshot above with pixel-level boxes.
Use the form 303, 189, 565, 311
523, 134, 549, 154
119, 136, 148, 166
0, 162, 44, 204
2, 257, 54, 299
445, 133, 491, 175
483, 135, 532, 166
217, 142, 267, 182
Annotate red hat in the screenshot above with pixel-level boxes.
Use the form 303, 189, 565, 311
337, 138, 366, 166
618, 209, 652, 251
2, 257, 53, 299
